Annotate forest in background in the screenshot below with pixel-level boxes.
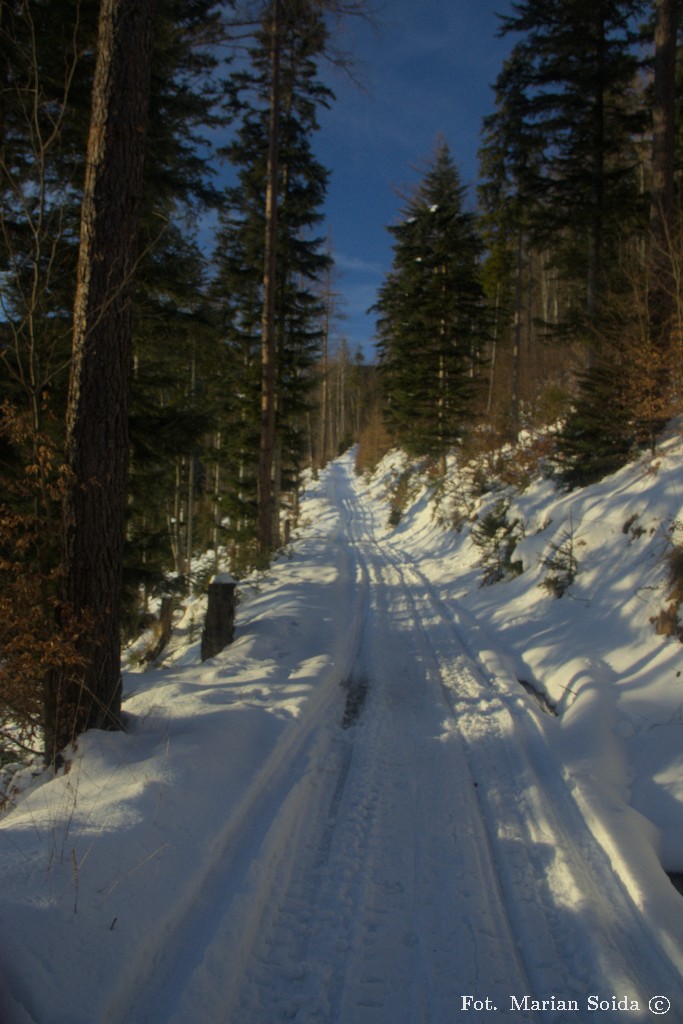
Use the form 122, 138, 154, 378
0, 0, 681, 765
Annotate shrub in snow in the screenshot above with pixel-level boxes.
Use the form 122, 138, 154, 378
657, 526, 683, 641
538, 529, 578, 598
355, 406, 393, 476
0, 404, 94, 767
387, 467, 417, 527
471, 498, 524, 586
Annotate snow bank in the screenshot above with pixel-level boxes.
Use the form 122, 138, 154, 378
1, 434, 683, 1021
0, 472, 354, 1024
371, 432, 683, 897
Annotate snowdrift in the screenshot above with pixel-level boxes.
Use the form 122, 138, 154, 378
0, 431, 682, 1022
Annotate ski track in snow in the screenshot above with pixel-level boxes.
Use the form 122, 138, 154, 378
115, 457, 681, 1024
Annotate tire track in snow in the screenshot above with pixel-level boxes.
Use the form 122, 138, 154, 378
218, 460, 543, 1022
122, 455, 683, 1023
115, 482, 373, 1024
346, 460, 683, 1018
327, 466, 542, 1022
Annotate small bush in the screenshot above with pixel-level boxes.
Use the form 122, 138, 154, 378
471, 499, 524, 586
355, 405, 393, 476
622, 512, 645, 541
666, 543, 683, 606
538, 529, 578, 597
0, 403, 89, 762
387, 468, 414, 528
656, 533, 683, 640
550, 362, 639, 489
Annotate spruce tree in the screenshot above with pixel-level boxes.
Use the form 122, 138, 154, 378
125, 0, 226, 602
546, 0, 683, 488
552, 359, 641, 488
375, 141, 486, 462
498, 0, 647, 324
0, 0, 99, 444
478, 44, 547, 437
47, 0, 157, 763
649, 0, 680, 359
0, 0, 227, 758
213, 0, 332, 565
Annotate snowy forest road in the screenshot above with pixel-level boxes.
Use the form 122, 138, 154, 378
127, 456, 683, 1024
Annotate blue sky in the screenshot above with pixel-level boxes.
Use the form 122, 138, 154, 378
315, 0, 516, 358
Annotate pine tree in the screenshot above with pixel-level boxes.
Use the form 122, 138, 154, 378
551, 358, 642, 487
648, 0, 680, 358
0, 0, 99, 446
375, 140, 486, 462
213, 0, 332, 565
46, 0, 156, 763
0, 0, 224, 546
478, 44, 547, 437
125, 0, 226, 605
498, 0, 647, 326
550, 0, 683, 487
126, 228, 218, 611
0, 0, 228, 759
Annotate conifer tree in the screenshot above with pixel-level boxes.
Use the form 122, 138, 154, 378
548, 0, 683, 487
0, 1, 99, 447
498, 0, 647, 326
125, 0, 226, 602
551, 358, 641, 487
375, 141, 486, 462
213, 0, 332, 565
0, 0, 223, 534
127, 228, 218, 609
0, 0, 228, 760
46, 0, 157, 762
478, 44, 546, 437
648, 0, 680, 358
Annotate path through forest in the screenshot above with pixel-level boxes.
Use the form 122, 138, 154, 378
122, 456, 683, 1024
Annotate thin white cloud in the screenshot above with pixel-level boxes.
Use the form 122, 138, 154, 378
334, 252, 384, 276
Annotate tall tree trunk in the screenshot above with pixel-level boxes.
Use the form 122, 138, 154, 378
509, 226, 524, 441
586, 11, 606, 329
212, 431, 222, 556
318, 280, 331, 468
185, 341, 197, 578
257, 0, 281, 558
45, 0, 155, 765
649, 0, 680, 354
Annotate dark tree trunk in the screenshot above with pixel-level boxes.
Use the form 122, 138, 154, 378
587, 11, 606, 327
257, 0, 281, 558
649, 0, 680, 353
45, 0, 156, 764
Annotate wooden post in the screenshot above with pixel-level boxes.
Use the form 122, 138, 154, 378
143, 595, 175, 664
201, 574, 237, 661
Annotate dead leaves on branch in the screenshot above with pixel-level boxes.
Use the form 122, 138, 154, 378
0, 402, 90, 758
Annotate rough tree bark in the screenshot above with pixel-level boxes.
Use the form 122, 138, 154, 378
257, 0, 281, 558
649, 0, 680, 353
45, 0, 156, 764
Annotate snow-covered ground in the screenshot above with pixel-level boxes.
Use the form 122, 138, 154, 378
2, 440, 683, 1023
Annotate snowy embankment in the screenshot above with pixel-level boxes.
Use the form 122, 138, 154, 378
0, 480, 360, 1023
1, 437, 683, 1023
385, 429, 683, 884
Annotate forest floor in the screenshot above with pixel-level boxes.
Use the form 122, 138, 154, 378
2, 443, 683, 1023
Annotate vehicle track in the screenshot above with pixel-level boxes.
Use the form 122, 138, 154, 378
122, 457, 683, 1023
340, 459, 683, 1017
221, 462, 542, 1023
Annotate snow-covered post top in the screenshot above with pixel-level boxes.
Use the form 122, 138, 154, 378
201, 574, 237, 661
209, 572, 237, 586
